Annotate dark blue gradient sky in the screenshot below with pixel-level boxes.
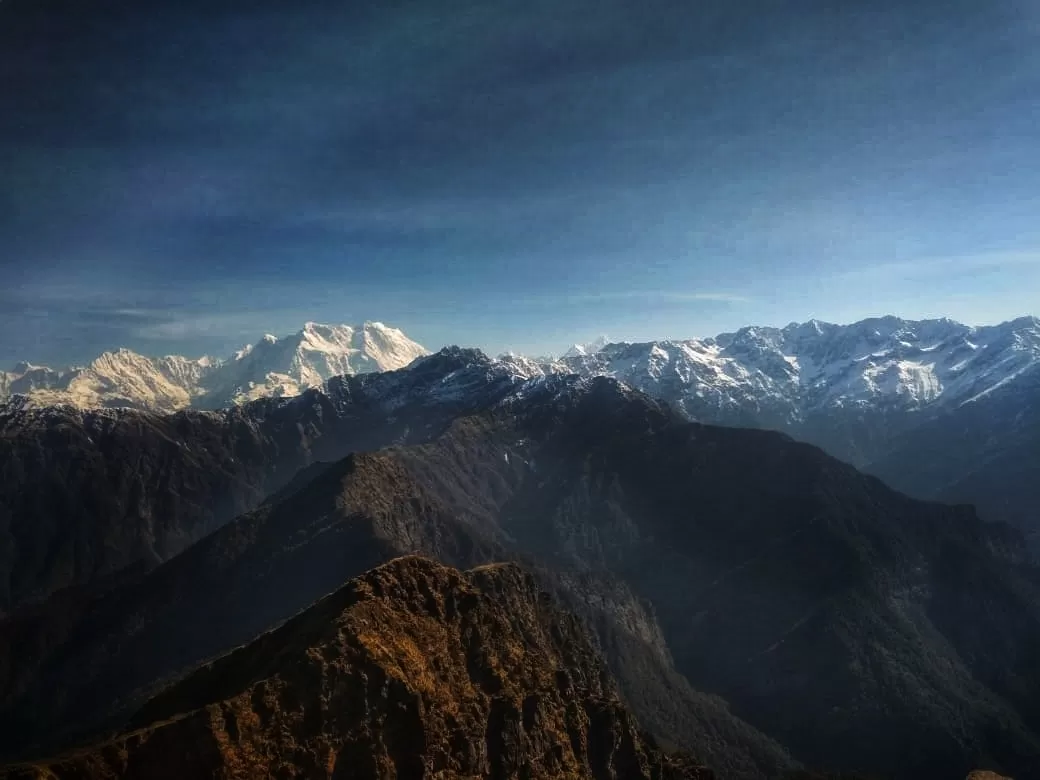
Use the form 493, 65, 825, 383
2, 0, 1039, 364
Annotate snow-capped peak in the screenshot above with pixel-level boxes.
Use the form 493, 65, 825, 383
2, 321, 429, 413
537, 315, 1039, 426
562, 335, 610, 359
200, 322, 429, 407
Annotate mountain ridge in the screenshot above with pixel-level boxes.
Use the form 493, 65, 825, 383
539, 315, 1039, 436
4, 315, 1036, 443
4, 314, 1039, 555
0, 556, 713, 780
520, 315, 1040, 541
0, 321, 428, 413
0, 346, 541, 612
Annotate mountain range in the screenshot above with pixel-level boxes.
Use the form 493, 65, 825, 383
528, 316, 1040, 547
0, 322, 428, 413
7, 317, 1036, 427
0, 347, 1038, 778
7, 317, 1037, 457
535, 315, 1040, 464
3, 314, 1038, 547
3, 313, 1038, 548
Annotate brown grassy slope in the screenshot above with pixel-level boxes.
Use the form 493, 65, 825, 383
3, 557, 712, 780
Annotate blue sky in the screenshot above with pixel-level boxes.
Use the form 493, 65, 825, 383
2, 0, 1039, 365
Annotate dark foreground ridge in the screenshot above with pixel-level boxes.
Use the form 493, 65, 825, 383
1, 556, 711, 780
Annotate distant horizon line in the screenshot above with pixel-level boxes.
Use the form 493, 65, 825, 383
4, 312, 1037, 373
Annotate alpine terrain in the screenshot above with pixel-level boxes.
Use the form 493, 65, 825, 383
528, 315, 1040, 544
536, 316, 1040, 467
4, 313, 1038, 547
0, 322, 427, 413
1, 348, 1037, 779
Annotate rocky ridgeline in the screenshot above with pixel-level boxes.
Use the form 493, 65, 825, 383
2, 557, 712, 780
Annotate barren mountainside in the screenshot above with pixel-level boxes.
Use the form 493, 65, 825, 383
1, 557, 712, 780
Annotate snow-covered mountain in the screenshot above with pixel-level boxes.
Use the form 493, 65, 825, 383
0, 322, 428, 413
7, 350, 218, 411
200, 321, 428, 406
0, 362, 67, 396
4, 321, 1039, 547
4, 314, 1038, 468
561, 335, 610, 359
529, 315, 1040, 466
333, 318, 1040, 546
551, 316, 1039, 413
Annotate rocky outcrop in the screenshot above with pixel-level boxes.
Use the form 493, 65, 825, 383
1, 557, 712, 780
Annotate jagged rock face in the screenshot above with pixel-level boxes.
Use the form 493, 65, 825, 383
1, 558, 711, 780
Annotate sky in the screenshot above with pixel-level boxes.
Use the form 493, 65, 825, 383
2, 0, 1039, 365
